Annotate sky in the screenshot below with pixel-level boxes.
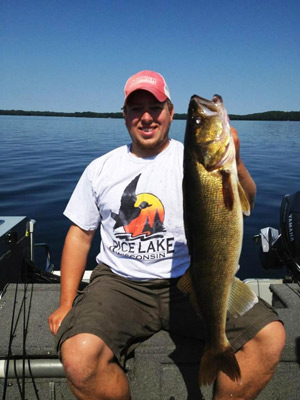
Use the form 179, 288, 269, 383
1, 0, 300, 115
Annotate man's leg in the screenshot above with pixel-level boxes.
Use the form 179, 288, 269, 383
55, 264, 163, 399
61, 333, 130, 400
214, 321, 286, 400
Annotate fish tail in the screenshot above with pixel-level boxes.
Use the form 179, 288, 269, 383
199, 345, 241, 386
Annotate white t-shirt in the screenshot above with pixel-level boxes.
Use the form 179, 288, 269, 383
64, 139, 190, 280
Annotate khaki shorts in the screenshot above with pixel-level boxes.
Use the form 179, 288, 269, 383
55, 263, 280, 367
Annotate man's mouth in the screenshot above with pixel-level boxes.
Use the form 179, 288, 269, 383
143, 128, 153, 132
139, 126, 157, 135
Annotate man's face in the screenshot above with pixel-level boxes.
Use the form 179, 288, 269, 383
123, 90, 174, 158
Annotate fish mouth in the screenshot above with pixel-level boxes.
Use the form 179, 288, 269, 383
190, 95, 219, 116
188, 94, 228, 146
187, 94, 235, 169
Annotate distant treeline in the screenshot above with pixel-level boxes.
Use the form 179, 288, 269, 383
1, 109, 300, 121
229, 111, 300, 121
0, 110, 124, 119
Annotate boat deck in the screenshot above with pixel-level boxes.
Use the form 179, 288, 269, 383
0, 281, 299, 399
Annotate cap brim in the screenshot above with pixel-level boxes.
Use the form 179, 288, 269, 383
124, 86, 168, 105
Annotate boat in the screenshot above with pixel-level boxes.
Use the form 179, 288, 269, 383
0, 192, 299, 399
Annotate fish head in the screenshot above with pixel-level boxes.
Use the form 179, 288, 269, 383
185, 94, 234, 170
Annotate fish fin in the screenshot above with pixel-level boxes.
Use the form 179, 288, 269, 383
228, 277, 258, 317
238, 182, 251, 216
177, 268, 201, 314
220, 170, 234, 211
177, 268, 193, 294
199, 344, 241, 386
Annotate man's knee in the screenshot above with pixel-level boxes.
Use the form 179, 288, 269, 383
255, 321, 285, 350
61, 333, 130, 399
243, 321, 286, 368
61, 333, 112, 387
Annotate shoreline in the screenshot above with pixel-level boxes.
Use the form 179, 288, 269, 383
1, 109, 300, 121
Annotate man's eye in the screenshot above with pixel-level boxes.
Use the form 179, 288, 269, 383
151, 106, 163, 111
130, 106, 142, 112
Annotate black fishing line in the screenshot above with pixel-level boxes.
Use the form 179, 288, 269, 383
2, 282, 40, 400
2, 282, 19, 400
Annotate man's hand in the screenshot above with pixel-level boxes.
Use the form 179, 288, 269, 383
48, 304, 72, 335
47, 224, 96, 335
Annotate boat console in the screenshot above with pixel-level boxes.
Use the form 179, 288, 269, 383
0, 217, 29, 292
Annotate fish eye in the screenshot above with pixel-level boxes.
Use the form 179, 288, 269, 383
193, 116, 202, 125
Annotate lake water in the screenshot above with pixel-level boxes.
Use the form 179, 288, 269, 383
0, 116, 299, 279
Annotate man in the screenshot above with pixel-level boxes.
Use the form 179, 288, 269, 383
48, 70, 285, 400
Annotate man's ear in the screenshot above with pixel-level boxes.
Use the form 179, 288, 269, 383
170, 105, 175, 121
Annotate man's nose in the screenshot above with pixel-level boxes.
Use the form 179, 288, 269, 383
141, 109, 153, 122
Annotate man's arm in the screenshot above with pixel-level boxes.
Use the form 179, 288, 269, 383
48, 224, 96, 335
231, 126, 257, 210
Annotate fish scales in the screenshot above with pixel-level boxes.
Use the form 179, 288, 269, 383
178, 94, 257, 387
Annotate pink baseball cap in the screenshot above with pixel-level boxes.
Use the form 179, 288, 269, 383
124, 70, 171, 104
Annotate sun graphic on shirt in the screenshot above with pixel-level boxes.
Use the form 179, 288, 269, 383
124, 193, 165, 237
111, 174, 166, 238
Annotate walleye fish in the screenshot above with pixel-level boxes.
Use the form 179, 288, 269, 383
178, 94, 258, 386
